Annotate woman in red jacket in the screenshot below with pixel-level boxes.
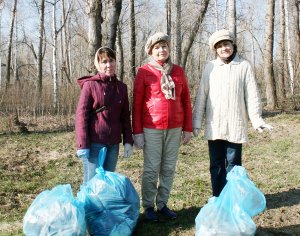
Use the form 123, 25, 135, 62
132, 32, 193, 222
75, 47, 133, 184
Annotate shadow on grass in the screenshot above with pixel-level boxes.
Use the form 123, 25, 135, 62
256, 224, 300, 236
132, 206, 200, 236
265, 188, 300, 209
0, 125, 74, 137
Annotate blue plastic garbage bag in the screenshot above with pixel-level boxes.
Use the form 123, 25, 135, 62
195, 166, 266, 236
23, 184, 86, 236
77, 147, 140, 236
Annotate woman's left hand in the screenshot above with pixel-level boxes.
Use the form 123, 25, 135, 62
181, 131, 192, 145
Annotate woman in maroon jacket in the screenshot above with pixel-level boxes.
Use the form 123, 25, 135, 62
75, 47, 133, 184
132, 32, 193, 222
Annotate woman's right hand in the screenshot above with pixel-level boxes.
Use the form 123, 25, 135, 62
76, 149, 90, 159
193, 128, 200, 137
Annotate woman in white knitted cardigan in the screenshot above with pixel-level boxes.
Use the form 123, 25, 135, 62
192, 29, 273, 197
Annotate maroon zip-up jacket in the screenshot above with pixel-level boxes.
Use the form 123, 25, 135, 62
75, 73, 133, 149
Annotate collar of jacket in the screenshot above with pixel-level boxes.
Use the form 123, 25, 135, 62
77, 73, 117, 88
215, 54, 241, 66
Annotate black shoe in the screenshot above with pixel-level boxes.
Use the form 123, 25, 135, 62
158, 206, 177, 219
144, 207, 159, 222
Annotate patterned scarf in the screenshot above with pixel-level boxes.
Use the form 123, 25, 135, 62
149, 58, 175, 100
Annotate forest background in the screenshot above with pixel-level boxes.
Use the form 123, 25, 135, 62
0, 0, 299, 235
0, 0, 299, 122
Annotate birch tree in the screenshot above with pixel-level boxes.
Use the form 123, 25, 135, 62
49, 0, 72, 109
263, 0, 277, 109
284, 0, 294, 95
214, 0, 219, 31
61, 0, 72, 83
51, 0, 59, 109
37, 0, 45, 97
227, 0, 236, 37
277, 0, 286, 103
130, 0, 136, 77
291, 0, 300, 90
116, 24, 124, 81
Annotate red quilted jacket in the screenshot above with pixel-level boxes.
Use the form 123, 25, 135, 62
132, 63, 192, 134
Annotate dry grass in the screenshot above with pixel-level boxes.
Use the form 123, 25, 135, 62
0, 113, 299, 235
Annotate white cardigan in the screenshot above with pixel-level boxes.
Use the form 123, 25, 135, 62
192, 55, 265, 143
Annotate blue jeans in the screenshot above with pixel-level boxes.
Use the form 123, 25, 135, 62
82, 143, 119, 184
208, 140, 242, 197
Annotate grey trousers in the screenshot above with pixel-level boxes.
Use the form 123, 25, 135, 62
142, 127, 182, 210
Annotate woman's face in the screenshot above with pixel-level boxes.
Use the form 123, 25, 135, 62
215, 40, 234, 58
98, 54, 116, 76
150, 41, 170, 63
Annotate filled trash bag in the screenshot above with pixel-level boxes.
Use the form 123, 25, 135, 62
77, 147, 140, 236
195, 166, 266, 236
23, 184, 86, 236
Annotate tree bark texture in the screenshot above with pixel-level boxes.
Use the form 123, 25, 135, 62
88, 0, 102, 74
263, 0, 277, 109
227, 0, 236, 37
175, 0, 181, 65
5, 0, 17, 90
107, 0, 122, 50
130, 0, 136, 78
182, 0, 210, 69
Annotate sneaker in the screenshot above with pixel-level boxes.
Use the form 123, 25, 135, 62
144, 207, 159, 222
158, 205, 177, 219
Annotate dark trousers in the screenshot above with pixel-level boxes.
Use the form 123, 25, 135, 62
208, 140, 242, 197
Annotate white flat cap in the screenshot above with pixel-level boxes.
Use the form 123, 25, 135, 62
209, 29, 235, 50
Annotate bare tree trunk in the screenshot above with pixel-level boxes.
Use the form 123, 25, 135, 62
52, 0, 59, 110
88, 0, 102, 74
277, 0, 286, 104
14, 10, 19, 84
61, 0, 71, 83
227, 0, 236, 37
107, 0, 122, 50
214, 0, 219, 30
5, 0, 17, 90
130, 0, 136, 78
116, 25, 124, 81
37, 0, 45, 97
166, 0, 171, 36
292, 0, 300, 56
0, 1, 3, 89
182, 0, 210, 69
175, 0, 181, 65
50, 0, 72, 109
263, 0, 277, 110
284, 0, 294, 95
292, 0, 300, 85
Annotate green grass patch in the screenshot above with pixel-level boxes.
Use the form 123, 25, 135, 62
1, 113, 300, 235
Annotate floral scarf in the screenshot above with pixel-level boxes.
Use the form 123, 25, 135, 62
149, 58, 175, 100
